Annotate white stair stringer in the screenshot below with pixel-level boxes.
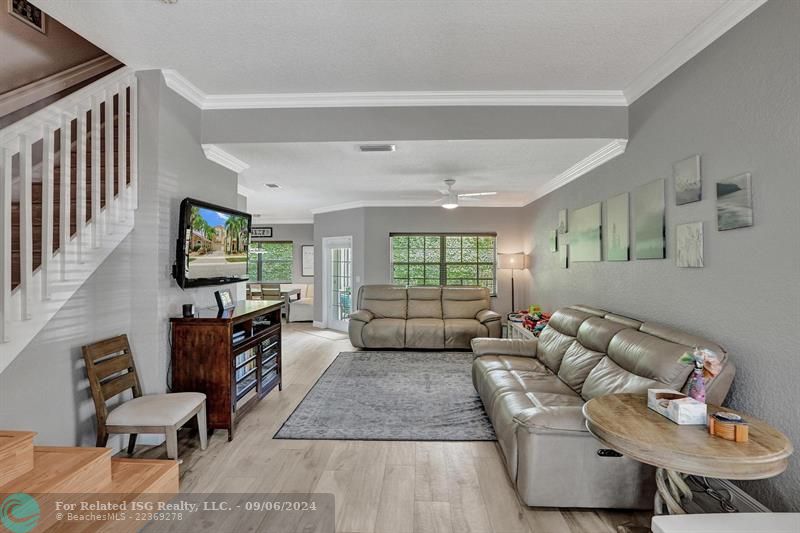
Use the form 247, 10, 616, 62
0, 67, 138, 375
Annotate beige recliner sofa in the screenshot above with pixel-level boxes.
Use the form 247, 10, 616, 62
349, 285, 501, 349
471, 305, 735, 509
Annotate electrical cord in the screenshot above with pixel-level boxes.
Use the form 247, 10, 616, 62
691, 476, 738, 513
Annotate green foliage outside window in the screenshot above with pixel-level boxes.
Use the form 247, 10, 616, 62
390, 234, 496, 294
248, 242, 293, 282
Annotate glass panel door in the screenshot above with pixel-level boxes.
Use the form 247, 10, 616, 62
329, 245, 352, 331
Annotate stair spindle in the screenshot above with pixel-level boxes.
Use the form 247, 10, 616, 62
0, 147, 11, 342
59, 117, 71, 280
76, 107, 87, 264
104, 90, 114, 234
19, 135, 32, 319
118, 84, 127, 221
91, 95, 101, 248
130, 79, 138, 210
41, 125, 54, 300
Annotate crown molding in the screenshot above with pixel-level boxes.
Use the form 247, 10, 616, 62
531, 139, 628, 202
201, 144, 249, 173
161, 70, 627, 109
202, 90, 628, 109
0, 54, 122, 117
623, 0, 767, 103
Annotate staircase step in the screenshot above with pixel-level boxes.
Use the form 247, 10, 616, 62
0, 446, 112, 494
46, 458, 179, 533
0, 431, 35, 486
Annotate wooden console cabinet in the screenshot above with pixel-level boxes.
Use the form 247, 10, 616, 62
170, 300, 283, 440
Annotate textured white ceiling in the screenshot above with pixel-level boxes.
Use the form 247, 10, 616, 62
35, 0, 728, 94
222, 139, 611, 220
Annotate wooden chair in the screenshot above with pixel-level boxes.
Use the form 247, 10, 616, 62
249, 283, 263, 300
261, 284, 281, 299
82, 334, 207, 461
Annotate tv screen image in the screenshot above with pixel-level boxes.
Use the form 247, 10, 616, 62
175, 198, 252, 288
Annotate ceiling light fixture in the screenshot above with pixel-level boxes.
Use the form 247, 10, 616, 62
264, 183, 281, 189
358, 144, 396, 153
442, 192, 459, 209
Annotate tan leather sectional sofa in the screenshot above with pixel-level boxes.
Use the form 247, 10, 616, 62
471, 305, 735, 509
349, 285, 501, 349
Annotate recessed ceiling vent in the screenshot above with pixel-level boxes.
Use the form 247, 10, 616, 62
359, 144, 396, 153
264, 183, 281, 189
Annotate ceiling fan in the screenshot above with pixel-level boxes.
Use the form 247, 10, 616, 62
434, 179, 496, 209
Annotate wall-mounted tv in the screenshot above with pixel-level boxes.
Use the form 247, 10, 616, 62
174, 198, 252, 289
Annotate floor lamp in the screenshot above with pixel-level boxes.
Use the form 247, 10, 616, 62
498, 252, 526, 313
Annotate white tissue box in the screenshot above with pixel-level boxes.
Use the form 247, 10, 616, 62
647, 389, 707, 425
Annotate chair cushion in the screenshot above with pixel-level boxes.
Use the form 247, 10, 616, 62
405, 318, 444, 349
106, 392, 205, 427
444, 318, 487, 349
362, 318, 406, 348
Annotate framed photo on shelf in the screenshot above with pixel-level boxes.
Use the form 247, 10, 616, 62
214, 289, 235, 313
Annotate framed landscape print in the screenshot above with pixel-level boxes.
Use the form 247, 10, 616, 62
570, 202, 602, 262
251, 226, 273, 238
673, 155, 702, 205
301, 244, 315, 276
676, 222, 704, 268
717, 173, 753, 230
548, 230, 558, 252
606, 192, 630, 261
560, 244, 569, 269
633, 178, 666, 259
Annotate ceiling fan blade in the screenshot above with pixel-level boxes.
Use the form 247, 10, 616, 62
458, 191, 497, 197
459, 196, 483, 202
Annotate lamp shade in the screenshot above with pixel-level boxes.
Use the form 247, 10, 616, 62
498, 253, 526, 269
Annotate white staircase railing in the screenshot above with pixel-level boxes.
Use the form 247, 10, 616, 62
0, 67, 138, 375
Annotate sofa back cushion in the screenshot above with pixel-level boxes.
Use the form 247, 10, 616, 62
581, 329, 695, 400
537, 308, 594, 373
407, 287, 443, 319
359, 285, 407, 319
557, 317, 630, 394
442, 287, 490, 319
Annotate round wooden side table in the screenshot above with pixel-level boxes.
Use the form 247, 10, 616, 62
582, 393, 793, 515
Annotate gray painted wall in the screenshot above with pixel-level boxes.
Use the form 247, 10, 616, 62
521, 1, 799, 511
202, 105, 627, 144
252, 223, 315, 283
312, 206, 529, 323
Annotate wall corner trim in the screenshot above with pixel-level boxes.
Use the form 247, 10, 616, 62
623, 0, 768, 103
201, 143, 249, 174
531, 139, 628, 202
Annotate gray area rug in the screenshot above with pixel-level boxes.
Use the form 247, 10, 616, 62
275, 351, 496, 441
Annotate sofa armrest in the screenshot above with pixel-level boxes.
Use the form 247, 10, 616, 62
513, 406, 588, 435
349, 309, 374, 323
476, 309, 501, 324
471, 337, 538, 357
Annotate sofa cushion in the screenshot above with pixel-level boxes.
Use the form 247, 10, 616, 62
606, 329, 695, 390
405, 318, 444, 349
407, 287, 443, 319
581, 357, 665, 400
536, 326, 576, 374
557, 341, 607, 395
473, 355, 547, 374
359, 285, 407, 319
362, 318, 406, 348
477, 366, 569, 418
444, 318, 487, 349
576, 317, 631, 353
442, 287, 490, 319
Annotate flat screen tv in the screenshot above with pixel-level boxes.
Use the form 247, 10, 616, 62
174, 198, 252, 289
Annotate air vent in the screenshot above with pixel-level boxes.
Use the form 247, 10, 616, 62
264, 183, 281, 189
359, 144, 396, 153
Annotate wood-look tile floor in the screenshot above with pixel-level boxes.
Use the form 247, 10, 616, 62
135, 323, 652, 533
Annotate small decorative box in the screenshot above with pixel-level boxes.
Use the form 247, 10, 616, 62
647, 389, 707, 425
